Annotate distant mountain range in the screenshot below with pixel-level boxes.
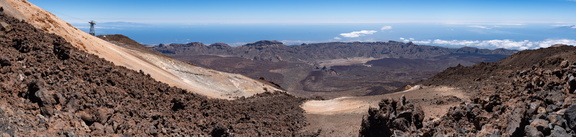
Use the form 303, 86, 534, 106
555, 25, 576, 31
152, 40, 515, 62
149, 40, 517, 98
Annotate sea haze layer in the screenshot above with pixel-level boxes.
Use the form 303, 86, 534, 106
76, 23, 576, 50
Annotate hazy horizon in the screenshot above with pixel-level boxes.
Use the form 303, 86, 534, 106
70, 22, 576, 50
28, 0, 576, 50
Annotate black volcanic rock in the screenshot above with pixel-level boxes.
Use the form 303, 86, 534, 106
359, 96, 425, 137
566, 105, 576, 129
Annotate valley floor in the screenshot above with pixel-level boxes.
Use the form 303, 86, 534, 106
301, 86, 471, 136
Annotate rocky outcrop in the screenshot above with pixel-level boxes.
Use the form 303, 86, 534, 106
360, 45, 576, 136
359, 95, 425, 137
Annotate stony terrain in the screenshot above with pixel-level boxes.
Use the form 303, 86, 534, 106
360, 45, 576, 136
0, 0, 280, 99
0, 11, 310, 136
149, 40, 516, 98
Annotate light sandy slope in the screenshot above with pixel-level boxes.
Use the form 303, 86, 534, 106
301, 86, 470, 137
0, 0, 281, 99
316, 57, 383, 68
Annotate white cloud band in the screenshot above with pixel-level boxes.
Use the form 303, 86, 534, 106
340, 30, 377, 38
468, 25, 492, 29
405, 38, 576, 50
380, 26, 392, 30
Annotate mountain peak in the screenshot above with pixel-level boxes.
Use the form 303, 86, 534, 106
243, 40, 286, 48
184, 42, 206, 47
208, 43, 231, 49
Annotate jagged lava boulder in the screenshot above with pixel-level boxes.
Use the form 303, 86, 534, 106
359, 95, 425, 137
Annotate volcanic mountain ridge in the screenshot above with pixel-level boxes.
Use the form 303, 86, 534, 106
151, 40, 516, 62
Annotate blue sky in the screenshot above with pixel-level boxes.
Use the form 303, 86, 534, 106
26, 0, 576, 50
28, 0, 576, 24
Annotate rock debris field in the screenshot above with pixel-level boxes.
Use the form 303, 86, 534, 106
0, 12, 312, 136
361, 45, 576, 136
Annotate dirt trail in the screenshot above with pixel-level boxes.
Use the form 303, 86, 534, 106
301, 86, 471, 137
0, 0, 279, 99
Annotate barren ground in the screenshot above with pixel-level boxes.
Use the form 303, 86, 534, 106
301, 86, 471, 137
316, 57, 383, 68
0, 1, 278, 99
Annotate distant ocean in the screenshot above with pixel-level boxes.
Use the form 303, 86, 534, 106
75, 23, 576, 50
